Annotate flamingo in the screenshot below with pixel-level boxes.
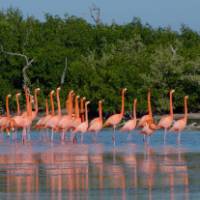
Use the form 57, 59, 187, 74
104, 88, 127, 146
140, 122, 155, 144
72, 101, 90, 143
71, 95, 82, 129
35, 90, 55, 130
120, 98, 137, 140
18, 87, 33, 143
45, 87, 62, 141
12, 92, 22, 140
157, 89, 175, 144
0, 94, 16, 135
170, 96, 189, 144
57, 90, 74, 141
138, 89, 153, 127
22, 88, 40, 121
80, 97, 86, 122
88, 100, 104, 141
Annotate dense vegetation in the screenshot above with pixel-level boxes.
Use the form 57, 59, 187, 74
0, 8, 200, 115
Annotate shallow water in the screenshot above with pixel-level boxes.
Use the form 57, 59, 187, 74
0, 130, 200, 199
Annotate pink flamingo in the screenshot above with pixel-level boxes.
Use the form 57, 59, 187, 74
80, 97, 86, 122
57, 90, 74, 141
19, 87, 33, 143
35, 90, 55, 130
170, 96, 189, 144
140, 122, 155, 144
71, 95, 82, 129
72, 101, 90, 143
120, 98, 137, 140
157, 89, 175, 144
88, 100, 104, 141
45, 87, 62, 141
104, 88, 127, 146
138, 89, 153, 127
0, 94, 16, 135
22, 88, 40, 121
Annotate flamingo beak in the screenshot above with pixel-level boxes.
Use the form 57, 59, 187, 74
8, 94, 12, 98
185, 96, 189, 99
51, 90, 55, 94
171, 89, 175, 93
83, 97, 86, 100
57, 87, 61, 91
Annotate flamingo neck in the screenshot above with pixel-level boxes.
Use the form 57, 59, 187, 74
56, 90, 61, 116
29, 96, 33, 117
66, 92, 71, 114
34, 90, 39, 114
184, 98, 188, 120
147, 91, 152, 116
133, 100, 137, 119
75, 97, 80, 118
50, 93, 55, 116
25, 87, 29, 114
45, 99, 49, 116
120, 91, 125, 116
68, 94, 73, 116
99, 102, 103, 119
169, 92, 174, 118
16, 95, 21, 115
85, 103, 88, 123
6, 96, 10, 117
80, 99, 85, 121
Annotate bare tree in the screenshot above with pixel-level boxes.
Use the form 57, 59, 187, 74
89, 4, 101, 25
1, 45, 34, 89
170, 44, 177, 60
60, 57, 68, 85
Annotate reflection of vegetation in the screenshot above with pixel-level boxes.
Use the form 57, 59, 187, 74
1, 8, 200, 114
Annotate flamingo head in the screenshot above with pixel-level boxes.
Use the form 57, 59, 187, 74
86, 101, 90, 105
82, 97, 86, 101
35, 88, 40, 93
69, 90, 74, 95
99, 99, 104, 104
170, 89, 175, 94
76, 95, 80, 99
185, 96, 189, 100
7, 94, 12, 98
16, 92, 21, 97
134, 98, 137, 104
57, 87, 61, 91
50, 90, 55, 95
123, 88, 127, 92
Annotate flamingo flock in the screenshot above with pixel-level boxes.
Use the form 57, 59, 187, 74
0, 87, 189, 145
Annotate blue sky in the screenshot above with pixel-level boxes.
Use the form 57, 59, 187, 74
1, 0, 199, 30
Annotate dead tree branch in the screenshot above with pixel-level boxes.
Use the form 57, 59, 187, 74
60, 57, 68, 85
1, 45, 34, 88
89, 4, 101, 25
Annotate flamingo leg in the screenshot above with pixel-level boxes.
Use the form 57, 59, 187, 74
148, 136, 151, 144
22, 128, 26, 144
112, 125, 116, 146
127, 131, 132, 142
177, 132, 181, 145
61, 130, 65, 142
81, 133, 84, 143
51, 128, 54, 142
164, 128, 167, 144
143, 135, 146, 143
11, 130, 17, 142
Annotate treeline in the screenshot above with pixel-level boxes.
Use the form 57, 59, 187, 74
0, 8, 200, 115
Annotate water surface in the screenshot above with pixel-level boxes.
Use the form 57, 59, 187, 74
0, 130, 200, 199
